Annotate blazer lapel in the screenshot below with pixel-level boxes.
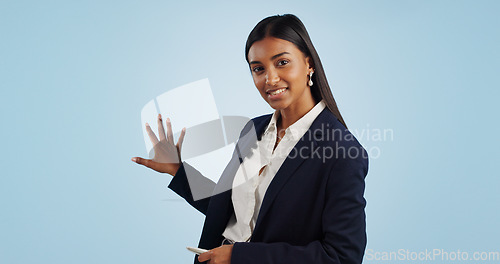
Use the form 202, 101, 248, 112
213, 115, 272, 194
199, 115, 272, 249
253, 108, 330, 234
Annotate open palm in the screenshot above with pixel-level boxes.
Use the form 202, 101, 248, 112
131, 114, 186, 176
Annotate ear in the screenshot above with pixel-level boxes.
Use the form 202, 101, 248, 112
305, 56, 314, 73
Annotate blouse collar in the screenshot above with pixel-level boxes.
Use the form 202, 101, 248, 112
263, 100, 326, 141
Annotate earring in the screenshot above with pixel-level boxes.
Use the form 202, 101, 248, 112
308, 71, 314, 86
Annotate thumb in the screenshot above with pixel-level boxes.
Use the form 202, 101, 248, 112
131, 157, 163, 171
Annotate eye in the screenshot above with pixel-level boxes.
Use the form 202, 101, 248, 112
252, 66, 264, 73
277, 59, 289, 66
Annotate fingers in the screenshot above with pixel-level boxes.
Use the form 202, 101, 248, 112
145, 123, 159, 145
176, 127, 186, 151
197, 250, 212, 263
157, 115, 185, 147
197, 245, 232, 264
157, 114, 167, 142
166, 117, 174, 143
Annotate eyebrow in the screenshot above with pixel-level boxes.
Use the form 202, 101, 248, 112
249, 52, 291, 65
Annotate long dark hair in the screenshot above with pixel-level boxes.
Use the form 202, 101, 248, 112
245, 14, 348, 129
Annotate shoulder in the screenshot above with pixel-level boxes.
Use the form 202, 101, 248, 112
238, 113, 273, 139
250, 113, 273, 127
313, 109, 364, 148
310, 109, 369, 175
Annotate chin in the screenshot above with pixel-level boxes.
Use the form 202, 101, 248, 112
267, 100, 289, 111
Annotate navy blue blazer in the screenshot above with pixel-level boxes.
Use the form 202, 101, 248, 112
168, 108, 368, 264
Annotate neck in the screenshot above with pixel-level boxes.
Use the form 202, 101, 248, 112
277, 97, 316, 132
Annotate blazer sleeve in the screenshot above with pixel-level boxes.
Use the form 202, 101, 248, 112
167, 162, 215, 215
230, 149, 368, 264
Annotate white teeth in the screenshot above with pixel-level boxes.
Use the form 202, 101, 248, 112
269, 88, 286, 95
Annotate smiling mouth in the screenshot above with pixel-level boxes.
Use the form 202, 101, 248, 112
266, 88, 288, 96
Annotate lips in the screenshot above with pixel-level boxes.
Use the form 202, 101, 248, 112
265, 87, 288, 100
266, 87, 288, 95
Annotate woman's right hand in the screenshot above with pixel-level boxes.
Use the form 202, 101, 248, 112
131, 114, 186, 176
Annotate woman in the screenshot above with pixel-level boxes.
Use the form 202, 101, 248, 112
132, 14, 368, 264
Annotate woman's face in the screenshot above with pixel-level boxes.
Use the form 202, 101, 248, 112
247, 37, 314, 112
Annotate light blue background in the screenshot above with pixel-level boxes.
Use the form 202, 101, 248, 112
1, 0, 499, 263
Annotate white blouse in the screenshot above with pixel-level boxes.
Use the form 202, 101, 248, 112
222, 100, 326, 243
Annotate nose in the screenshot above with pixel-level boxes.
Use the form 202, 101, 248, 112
265, 69, 280, 86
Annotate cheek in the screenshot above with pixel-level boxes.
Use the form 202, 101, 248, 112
283, 68, 304, 85
298, 66, 309, 79
252, 75, 265, 89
